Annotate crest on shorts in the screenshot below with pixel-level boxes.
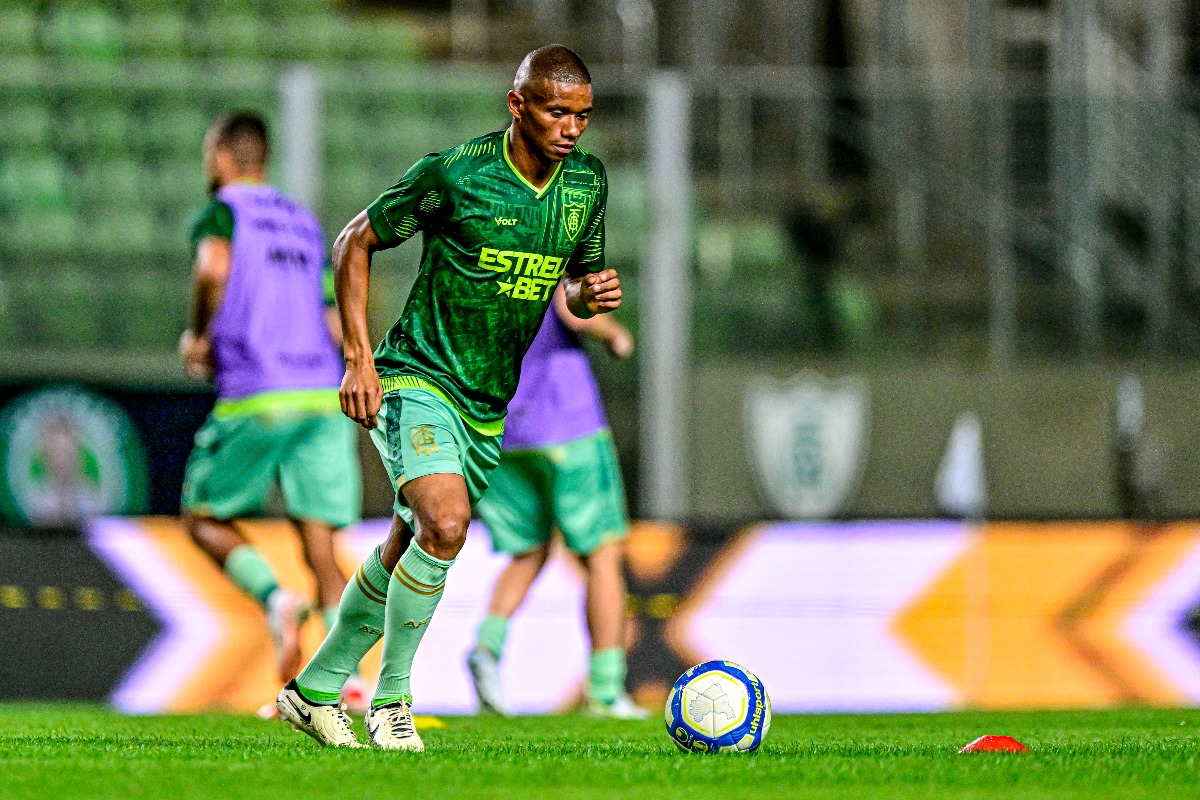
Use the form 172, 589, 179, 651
744, 373, 870, 519
561, 188, 592, 241
410, 425, 439, 457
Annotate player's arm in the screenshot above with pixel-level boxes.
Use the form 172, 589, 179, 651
336, 153, 447, 429
180, 235, 231, 380
332, 211, 383, 429
552, 284, 632, 359
563, 173, 619, 319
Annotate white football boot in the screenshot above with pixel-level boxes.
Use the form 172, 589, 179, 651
266, 588, 309, 682
276, 680, 365, 748
365, 698, 425, 751
466, 647, 511, 716
586, 693, 652, 720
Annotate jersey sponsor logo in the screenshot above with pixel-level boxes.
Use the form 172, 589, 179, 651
478, 247, 565, 303
410, 426, 439, 456
493, 217, 518, 226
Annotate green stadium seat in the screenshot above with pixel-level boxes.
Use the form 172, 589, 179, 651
112, 276, 188, 348
333, 19, 419, 63
150, 161, 206, 224
201, 14, 264, 60
33, 271, 105, 345
89, 208, 158, 255
57, 105, 131, 157
0, 7, 39, 56
0, 104, 53, 153
42, 6, 124, 62
3, 207, 79, 252
0, 56, 45, 91
0, 156, 71, 213
137, 106, 209, 161
79, 157, 144, 209
271, 15, 336, 62
123, 12, 194, 59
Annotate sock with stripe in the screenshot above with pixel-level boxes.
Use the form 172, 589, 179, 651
223, 544, 279, 607
373, 540, 454, 707
294, 546, 389, 704
475, 613, 509, 659
587, 647, 626, 705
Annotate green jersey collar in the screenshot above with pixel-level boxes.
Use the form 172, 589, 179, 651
503, 132, 562, 200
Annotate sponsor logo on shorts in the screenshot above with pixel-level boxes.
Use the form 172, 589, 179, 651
358, 625, 384, 636
410, 426, 439, 456
403, 617, 431, 629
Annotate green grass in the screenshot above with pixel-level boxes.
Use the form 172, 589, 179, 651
2, 704, 1200, 799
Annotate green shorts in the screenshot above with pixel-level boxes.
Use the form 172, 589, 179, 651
369, 388, 502, 525
181, 407, 362, 528
475, 428, 629, 556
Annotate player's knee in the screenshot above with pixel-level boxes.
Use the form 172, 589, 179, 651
419, 509, 470, 557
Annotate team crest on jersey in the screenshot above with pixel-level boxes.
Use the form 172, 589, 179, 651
562, 188, 592, 241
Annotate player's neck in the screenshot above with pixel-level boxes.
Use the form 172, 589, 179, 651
505, 127, 556, 189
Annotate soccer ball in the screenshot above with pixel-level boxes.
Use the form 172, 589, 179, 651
664, 660, 771, 754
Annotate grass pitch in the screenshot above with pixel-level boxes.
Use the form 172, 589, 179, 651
2, 704, 1200, 799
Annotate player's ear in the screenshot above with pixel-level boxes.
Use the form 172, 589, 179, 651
507, 89, 524, 120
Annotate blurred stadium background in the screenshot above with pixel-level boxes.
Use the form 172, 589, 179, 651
6, 0, 1200, 715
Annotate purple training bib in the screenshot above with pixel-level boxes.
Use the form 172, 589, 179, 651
209, 183, 342, 399
502, 309, 608, 449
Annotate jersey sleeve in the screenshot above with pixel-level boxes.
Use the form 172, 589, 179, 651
189, 198, 233, 251
566, 169, 607, 277
366, 154, 450, 250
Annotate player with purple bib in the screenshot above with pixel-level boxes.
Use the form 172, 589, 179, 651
179, 113, 362, 689
467, 284, 648, 719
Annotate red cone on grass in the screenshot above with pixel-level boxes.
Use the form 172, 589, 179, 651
958, 735, 1029, 754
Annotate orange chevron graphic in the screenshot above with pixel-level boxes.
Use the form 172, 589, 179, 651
892, 522, 1199, 708
133, 518, 378, 713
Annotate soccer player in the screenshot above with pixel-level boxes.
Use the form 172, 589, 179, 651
466, 286, 648, 719
179, 112, 363, 692
276, 45, 622, 750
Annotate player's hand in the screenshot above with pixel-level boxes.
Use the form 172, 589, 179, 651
340, 360, 382, 430
178, 329, 213, 381
581, 269, 622, 315
605, 327, 634, 360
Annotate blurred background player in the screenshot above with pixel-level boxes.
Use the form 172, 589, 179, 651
277, 45, 621, 750
467, 285, 648, 719
179, 112, 364, 700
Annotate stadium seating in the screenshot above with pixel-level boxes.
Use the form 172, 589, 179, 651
0, 1, 652, 372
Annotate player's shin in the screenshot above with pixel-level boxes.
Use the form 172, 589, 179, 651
294, 546, 389, 703
373, 540, 454, 706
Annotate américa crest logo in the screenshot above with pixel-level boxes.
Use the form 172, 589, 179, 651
562, 187, 592, 241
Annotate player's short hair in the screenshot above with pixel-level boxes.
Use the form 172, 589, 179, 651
208, 112, 269, 170
513, 45, 591, 92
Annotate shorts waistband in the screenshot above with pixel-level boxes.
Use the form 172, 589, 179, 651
378, 375, 504, 437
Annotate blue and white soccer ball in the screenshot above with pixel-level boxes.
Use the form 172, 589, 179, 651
664, 660, 771, 754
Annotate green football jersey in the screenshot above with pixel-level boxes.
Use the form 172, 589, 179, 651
366, 130, 607, 434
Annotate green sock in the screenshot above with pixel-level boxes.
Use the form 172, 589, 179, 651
588, 647, 626, 705
373, 540, 453, 707
295, 546, 389, 704
476, 614, 509, 659
224, 544, 279, 607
